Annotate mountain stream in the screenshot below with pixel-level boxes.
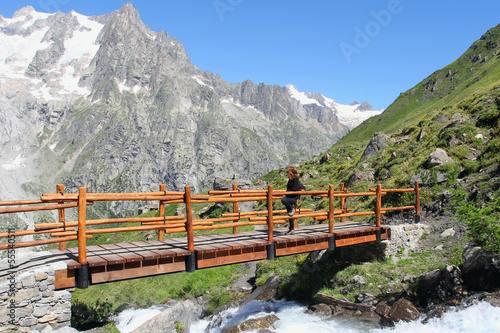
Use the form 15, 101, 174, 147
115, 298, 500, 333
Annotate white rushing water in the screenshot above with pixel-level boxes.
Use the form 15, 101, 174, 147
114, 305, 165, 333
115, 300, 500, 333
193, 300, 500, 333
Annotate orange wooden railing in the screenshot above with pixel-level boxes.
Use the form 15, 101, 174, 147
0, 182, 421, 267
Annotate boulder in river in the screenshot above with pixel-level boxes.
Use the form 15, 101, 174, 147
131, 300, 193, 333
221, 314, 279, 333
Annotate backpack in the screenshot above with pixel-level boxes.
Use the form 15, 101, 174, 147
297, 180, 305, 199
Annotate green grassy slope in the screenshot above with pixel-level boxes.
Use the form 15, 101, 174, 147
342, 23, 500, 145
249, 23, 500, 304
258, 23, 500, 248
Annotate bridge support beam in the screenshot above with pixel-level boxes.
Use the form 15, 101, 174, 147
76, 263, 90, 289
186, 252, 197, 273
376, 229, 382, 243
415, 181, 421, 224
328, 235, 336, 251
266, 242, 275, 260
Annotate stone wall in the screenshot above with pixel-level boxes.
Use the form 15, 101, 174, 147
339, 224, 429, 262
382, 223, 429, 257
0, 261, 72, 332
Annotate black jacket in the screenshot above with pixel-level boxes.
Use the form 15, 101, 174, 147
286, 177, 302, 199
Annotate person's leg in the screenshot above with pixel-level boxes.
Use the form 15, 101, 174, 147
282, 197, 296, 234
287, 218, 295, 234
281, 197, 296, 215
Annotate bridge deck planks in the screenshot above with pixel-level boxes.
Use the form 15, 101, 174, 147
48, 222, 389, 287
47, 249, 81, 270
52, 222, 387, 267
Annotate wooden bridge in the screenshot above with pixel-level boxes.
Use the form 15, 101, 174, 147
0, 182, 420, 290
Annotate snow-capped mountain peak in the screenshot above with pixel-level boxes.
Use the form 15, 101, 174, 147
0, 7, 104, 100
286, 84, 384, 130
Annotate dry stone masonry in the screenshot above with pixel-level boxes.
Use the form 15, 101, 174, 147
382, 223, 429, 257
0, 259, 72, 332
339, 224, 429, 262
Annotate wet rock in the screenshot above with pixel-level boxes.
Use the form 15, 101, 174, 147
359, 310, 381, 324
388, 299, 420, 322
355, 293, 377, 306
422, 304, 448, 324
479, 293, 500, 307
131, 301, 193, 333
241, 276, 281, 305
462, 244, 500, 291
308, 303, 332, 316
417, 265, 463, 306
315, 293, 374, 312
379, 316, 396, 328
375, 303, 391, 317
221, 314, 279, 333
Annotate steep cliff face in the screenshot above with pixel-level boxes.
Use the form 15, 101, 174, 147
0, 4, 378, 216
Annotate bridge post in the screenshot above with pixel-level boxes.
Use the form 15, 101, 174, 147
328, 185, 334, 234
375, 184, 382, 228
57, 184, 67, 251
185, 186, 194, 252
158, 184, 165, 241
77, 187, 89, 289
267, 185, 274, 243
415, 181, 421, 223
266, 185, 275, 260
232, 183, 239, 234
340, 183, 347, 223
185, 186, 196, 272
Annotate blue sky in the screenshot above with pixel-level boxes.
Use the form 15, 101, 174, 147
1, 1, 499, 110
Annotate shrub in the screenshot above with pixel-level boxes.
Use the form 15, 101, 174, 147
175, 320, 186, 333
458, 198, 500, 253
459, 160, 479, 177
483, 137, 500, 160
71, 300, 112, 331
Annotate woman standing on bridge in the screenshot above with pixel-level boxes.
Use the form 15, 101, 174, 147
282, 166, 304, 235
